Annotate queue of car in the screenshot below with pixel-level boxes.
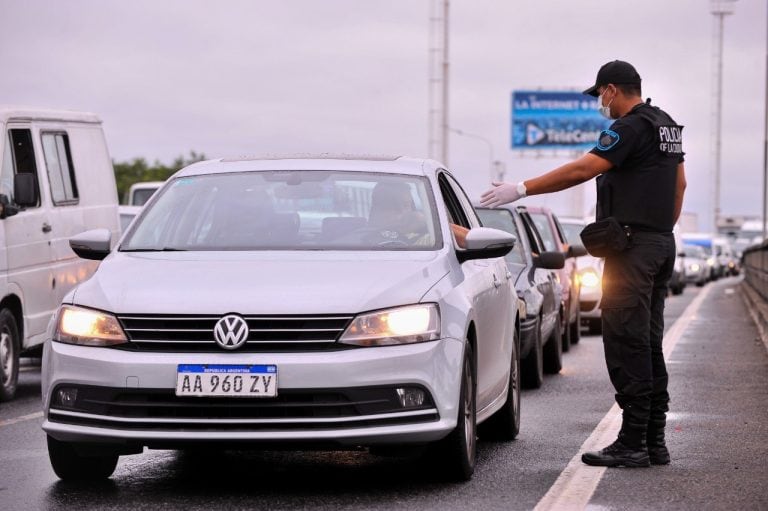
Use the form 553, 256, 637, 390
0, 120, 731, 484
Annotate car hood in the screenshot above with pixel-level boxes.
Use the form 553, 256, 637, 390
72, 251, 451, 315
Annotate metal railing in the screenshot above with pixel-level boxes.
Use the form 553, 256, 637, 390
743, 240, 768, 302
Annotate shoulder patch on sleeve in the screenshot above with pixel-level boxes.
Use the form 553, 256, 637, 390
596, 129, 620, 151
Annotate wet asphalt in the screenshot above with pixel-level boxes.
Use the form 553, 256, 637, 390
0, 277, 766, 511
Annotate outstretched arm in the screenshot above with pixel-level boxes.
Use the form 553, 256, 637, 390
673, 162, 687, 224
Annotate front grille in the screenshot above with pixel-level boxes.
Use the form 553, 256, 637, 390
116, 314, 354, 352
48, 385, 439, 431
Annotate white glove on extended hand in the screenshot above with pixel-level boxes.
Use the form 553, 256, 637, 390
479, 181, 526, 208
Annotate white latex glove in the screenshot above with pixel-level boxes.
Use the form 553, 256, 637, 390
479, 181, 526, 208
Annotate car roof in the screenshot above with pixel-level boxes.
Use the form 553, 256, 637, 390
130, 181, 165, 189
174, 155, 441, 178
0, 106, 101, 124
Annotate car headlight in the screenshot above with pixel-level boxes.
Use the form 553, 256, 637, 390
690, 263, 700, 272
54, 305, 128, 347
339, 304, 440, 347
579, 268, 600, 289
707, 257, 715, 267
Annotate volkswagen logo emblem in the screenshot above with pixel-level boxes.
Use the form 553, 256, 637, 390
213, 315, 249, 350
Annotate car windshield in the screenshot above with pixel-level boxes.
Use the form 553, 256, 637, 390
559, 221, 584, 245
683, 245, 704, 258
476, 208, 524, 265
120, 171, 442, 251
529, 212, 557, 252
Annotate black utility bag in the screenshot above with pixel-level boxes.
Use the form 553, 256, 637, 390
579, 217, 631, 257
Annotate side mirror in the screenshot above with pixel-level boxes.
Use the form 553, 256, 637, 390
457, 227, 516, 263
69, 229, 112, 261
535, 251, 566, 270
13, 173, 38, 208
567, 244, 588, 258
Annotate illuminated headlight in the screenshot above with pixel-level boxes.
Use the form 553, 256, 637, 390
579, 269, 601, 288
690, 263, 700, 272
339, 304, 440, 347
707, 257, 715, 267
54, 305, 128, 347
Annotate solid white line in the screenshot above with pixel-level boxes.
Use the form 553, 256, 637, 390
0, 411, 43, 428
533, 284, 713, 511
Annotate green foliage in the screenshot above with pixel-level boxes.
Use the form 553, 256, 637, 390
113, 151, 206, 204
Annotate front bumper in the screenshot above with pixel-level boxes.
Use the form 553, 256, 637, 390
579, 286, 602, 319
42, 337, 464, 447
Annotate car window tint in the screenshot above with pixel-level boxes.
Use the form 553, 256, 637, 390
444, 174, 481, 228
518, 211, 546, 255
122, 171, 442, 251
42, 132, 79, 205
476, 208, 524, 265
6, 128, 41, 207
437, 174, 469, 228
559, 221, 584, 245
529, 212, 557, 252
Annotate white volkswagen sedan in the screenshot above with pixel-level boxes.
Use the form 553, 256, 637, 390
41, 156, 522, 482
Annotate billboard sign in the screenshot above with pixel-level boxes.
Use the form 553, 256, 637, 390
511, 91, 610, 150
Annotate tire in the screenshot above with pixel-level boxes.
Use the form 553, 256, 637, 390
543, 313, 563, 374
570, 306, 581, 345
479, 326, 520, 441
588, 317, 603, 335
0, 309, 21, 402
430, 343, 476, 481
47, 436, 119, 481
521, 318, 544, 389
561, 306, 571, 353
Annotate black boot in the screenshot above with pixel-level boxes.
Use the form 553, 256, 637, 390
647, 417, 670, 465
582, 420, 650, 468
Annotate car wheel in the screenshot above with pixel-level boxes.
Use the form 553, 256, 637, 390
521, 317, 544, 389
47, 436, 119, 481
431, 343, 476, 481
561, 305, 571, 353
570, 306, 581, 344
543, 313, 563, 374
479, 325, 520, 441
588, 318, 603, 335
0, 309, 20, 402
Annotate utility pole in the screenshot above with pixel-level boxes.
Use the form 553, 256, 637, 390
428, 0, 449, 165
710, 0, 736, 233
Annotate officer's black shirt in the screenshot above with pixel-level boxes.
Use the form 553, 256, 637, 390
589, 102, 684, 233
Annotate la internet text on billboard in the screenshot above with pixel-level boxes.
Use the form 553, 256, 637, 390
511, 91, 609, 150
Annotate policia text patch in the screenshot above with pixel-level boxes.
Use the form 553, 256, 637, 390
658, 125, 683, 155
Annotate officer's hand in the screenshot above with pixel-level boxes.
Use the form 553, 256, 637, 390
480, 181, 525, 208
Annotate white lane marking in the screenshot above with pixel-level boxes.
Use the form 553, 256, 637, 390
0, 411, 43, 428
534, 285, 713, 511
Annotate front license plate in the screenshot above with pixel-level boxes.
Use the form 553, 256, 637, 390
175, 364, 278, 397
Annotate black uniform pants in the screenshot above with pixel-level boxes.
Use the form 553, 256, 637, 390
601, 231, 676, 438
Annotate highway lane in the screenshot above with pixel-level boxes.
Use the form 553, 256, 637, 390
0, 278, 765, 510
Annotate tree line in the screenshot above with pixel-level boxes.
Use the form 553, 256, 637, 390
113, 151, 205, 204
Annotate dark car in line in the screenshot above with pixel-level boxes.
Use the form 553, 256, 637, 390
516, 206, 587, 352
476, 205, 565, 389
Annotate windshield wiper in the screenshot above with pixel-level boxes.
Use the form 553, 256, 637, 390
121, 247, 188, 252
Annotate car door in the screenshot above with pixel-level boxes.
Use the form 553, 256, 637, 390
518, 210, 558, 338
1, 125, 57, 344
440, 173, 512, 410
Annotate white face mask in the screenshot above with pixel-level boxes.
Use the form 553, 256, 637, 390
597, 90, 615, 120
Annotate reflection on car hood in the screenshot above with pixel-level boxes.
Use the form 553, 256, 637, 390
72, 251, 451, 315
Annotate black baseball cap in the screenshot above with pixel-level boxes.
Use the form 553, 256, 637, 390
583, 60, 642, 97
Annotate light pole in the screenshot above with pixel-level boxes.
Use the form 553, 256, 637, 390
763, 0, 768, 241
449, 127, 501, 181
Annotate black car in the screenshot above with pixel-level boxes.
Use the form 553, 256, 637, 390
476, 206, 565, 389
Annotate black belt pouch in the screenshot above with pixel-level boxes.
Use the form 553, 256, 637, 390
579, 217, 630, 257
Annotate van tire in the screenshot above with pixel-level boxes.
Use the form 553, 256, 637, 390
0, 309, 20, 402
47, 436, 119, 481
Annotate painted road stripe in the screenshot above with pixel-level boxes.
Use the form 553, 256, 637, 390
534, 284, 713, 511
0, 411, 43, 428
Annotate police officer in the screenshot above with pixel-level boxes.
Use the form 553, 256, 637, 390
480, 60, 687, 468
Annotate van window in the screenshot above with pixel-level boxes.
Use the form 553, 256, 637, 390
3, 129, 41, 207
42, 132, 79, 205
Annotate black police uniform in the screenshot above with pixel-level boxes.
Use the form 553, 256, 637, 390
590, 100, 684, 454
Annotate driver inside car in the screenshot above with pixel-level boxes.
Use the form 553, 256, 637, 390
368, 182, 467, 248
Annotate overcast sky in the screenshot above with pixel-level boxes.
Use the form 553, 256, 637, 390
1, 0, 764, 230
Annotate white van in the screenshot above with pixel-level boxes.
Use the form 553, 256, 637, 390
126, 181, 163, 206
0, 107, 119, 400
